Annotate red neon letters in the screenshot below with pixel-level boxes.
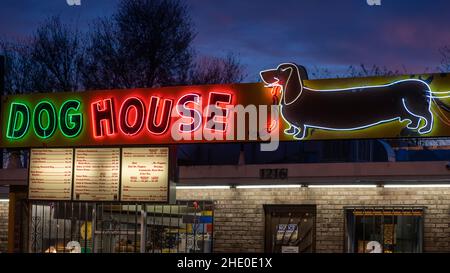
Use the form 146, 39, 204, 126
119, 97, 145, 136
90, 92, 233, 138
177, 94, 202, 132
91, 98, 116, 138
205, 92, 233, 132
147, 96, 173, 135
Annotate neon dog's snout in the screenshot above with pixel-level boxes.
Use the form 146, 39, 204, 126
260, 70, 279, 85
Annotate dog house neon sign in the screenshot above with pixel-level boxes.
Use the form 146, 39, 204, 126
2, 63, 450, 148
3, 90, 234, 145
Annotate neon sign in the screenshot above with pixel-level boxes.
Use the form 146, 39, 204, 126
2, 66, 450, 148
6, 99, 82, 140
260, 63, 450, 140
6, 102, 30, 139
1, 87, 244, 147
88, 92, 233, 139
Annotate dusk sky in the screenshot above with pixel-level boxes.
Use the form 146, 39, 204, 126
1, 0, 450, 80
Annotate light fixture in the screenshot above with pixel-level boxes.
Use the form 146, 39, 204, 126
176, 185, 230, 190
384, 184, 450, 188
236, 184, 302, 189
308, 185, 377, 188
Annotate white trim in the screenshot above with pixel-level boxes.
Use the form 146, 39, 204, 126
236, 184, 302, 189
0, 199, 9, 202
384, 184, 450, 188
308, 185, 377, 188
176, 185, 230, 190
174, 184, 450, 190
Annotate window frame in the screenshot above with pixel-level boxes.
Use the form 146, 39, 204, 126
343, 206, 425, 253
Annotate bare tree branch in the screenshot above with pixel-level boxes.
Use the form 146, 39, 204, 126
82, 0, 195, 89
189, 54, 247, 85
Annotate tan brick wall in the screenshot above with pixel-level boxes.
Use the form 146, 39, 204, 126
177, 187, 450, 253
0, 201, 8, 253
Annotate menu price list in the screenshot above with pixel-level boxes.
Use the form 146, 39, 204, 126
29, 148, 74, 200
121, 147, 169, 202
73, 148, 120, 201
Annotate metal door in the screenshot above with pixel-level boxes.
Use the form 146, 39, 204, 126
264, 205, 316, 253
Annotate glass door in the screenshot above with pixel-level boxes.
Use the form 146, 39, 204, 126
264, 205, 316, 253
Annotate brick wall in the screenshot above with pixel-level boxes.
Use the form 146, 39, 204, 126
0, 201, 8, 253
177, 187, 450, 253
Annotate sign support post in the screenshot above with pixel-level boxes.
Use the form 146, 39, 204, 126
0, 55, 4, 168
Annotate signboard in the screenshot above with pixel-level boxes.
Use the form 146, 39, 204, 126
0, 84, 270, 148
3, 64, 450, 148
28, 148, 73, 200
28, 147, 169, 202
73, 148, 120, 201
260, 63, 450, 140
276, 224, 298, 241
120, 147, 169, 202
281, 246, 299, 253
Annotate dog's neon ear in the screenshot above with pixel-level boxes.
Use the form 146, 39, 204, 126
282, 64, 304, 105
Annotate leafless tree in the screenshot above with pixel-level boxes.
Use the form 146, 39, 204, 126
1, 16, 84, 93
439, 46, 450, 73
82, 0, 195, 89
308, 64, 410, 80
189, 54, 246, 85
31, 16, 84, 92
344, 64, 407, 78
2, 1, 246, 93
1, 41, 34, 94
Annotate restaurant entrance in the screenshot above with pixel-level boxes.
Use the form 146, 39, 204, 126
264, 205, 316, 253
20, 200, 214, 253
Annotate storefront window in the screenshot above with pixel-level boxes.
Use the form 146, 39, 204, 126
345, 207, 423, 253
25, 200, 213, 253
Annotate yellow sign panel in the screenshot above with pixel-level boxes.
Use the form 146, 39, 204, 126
73, 148, 120, 201
28, 148, 73, 200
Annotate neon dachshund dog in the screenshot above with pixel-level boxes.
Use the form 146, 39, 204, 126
260, 63, 436, 140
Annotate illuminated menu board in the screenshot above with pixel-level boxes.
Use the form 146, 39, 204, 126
29, 149, 73, 200
121, 147, 169, 202
73, 148, 120, 201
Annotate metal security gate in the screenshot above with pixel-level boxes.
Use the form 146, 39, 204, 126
25, 200, 214, 253
344, 206, 424, 253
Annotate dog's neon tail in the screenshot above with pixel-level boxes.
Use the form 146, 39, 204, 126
427, 94, 450, 99
430, 90, 450, 94
426, 89, 450, 99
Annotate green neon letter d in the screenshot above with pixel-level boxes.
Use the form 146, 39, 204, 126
6, 103, 30, 139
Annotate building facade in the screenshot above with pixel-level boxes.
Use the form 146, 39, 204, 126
0, 201, 8, 253
175, 161, 450, 253
1, 157, 449, 253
